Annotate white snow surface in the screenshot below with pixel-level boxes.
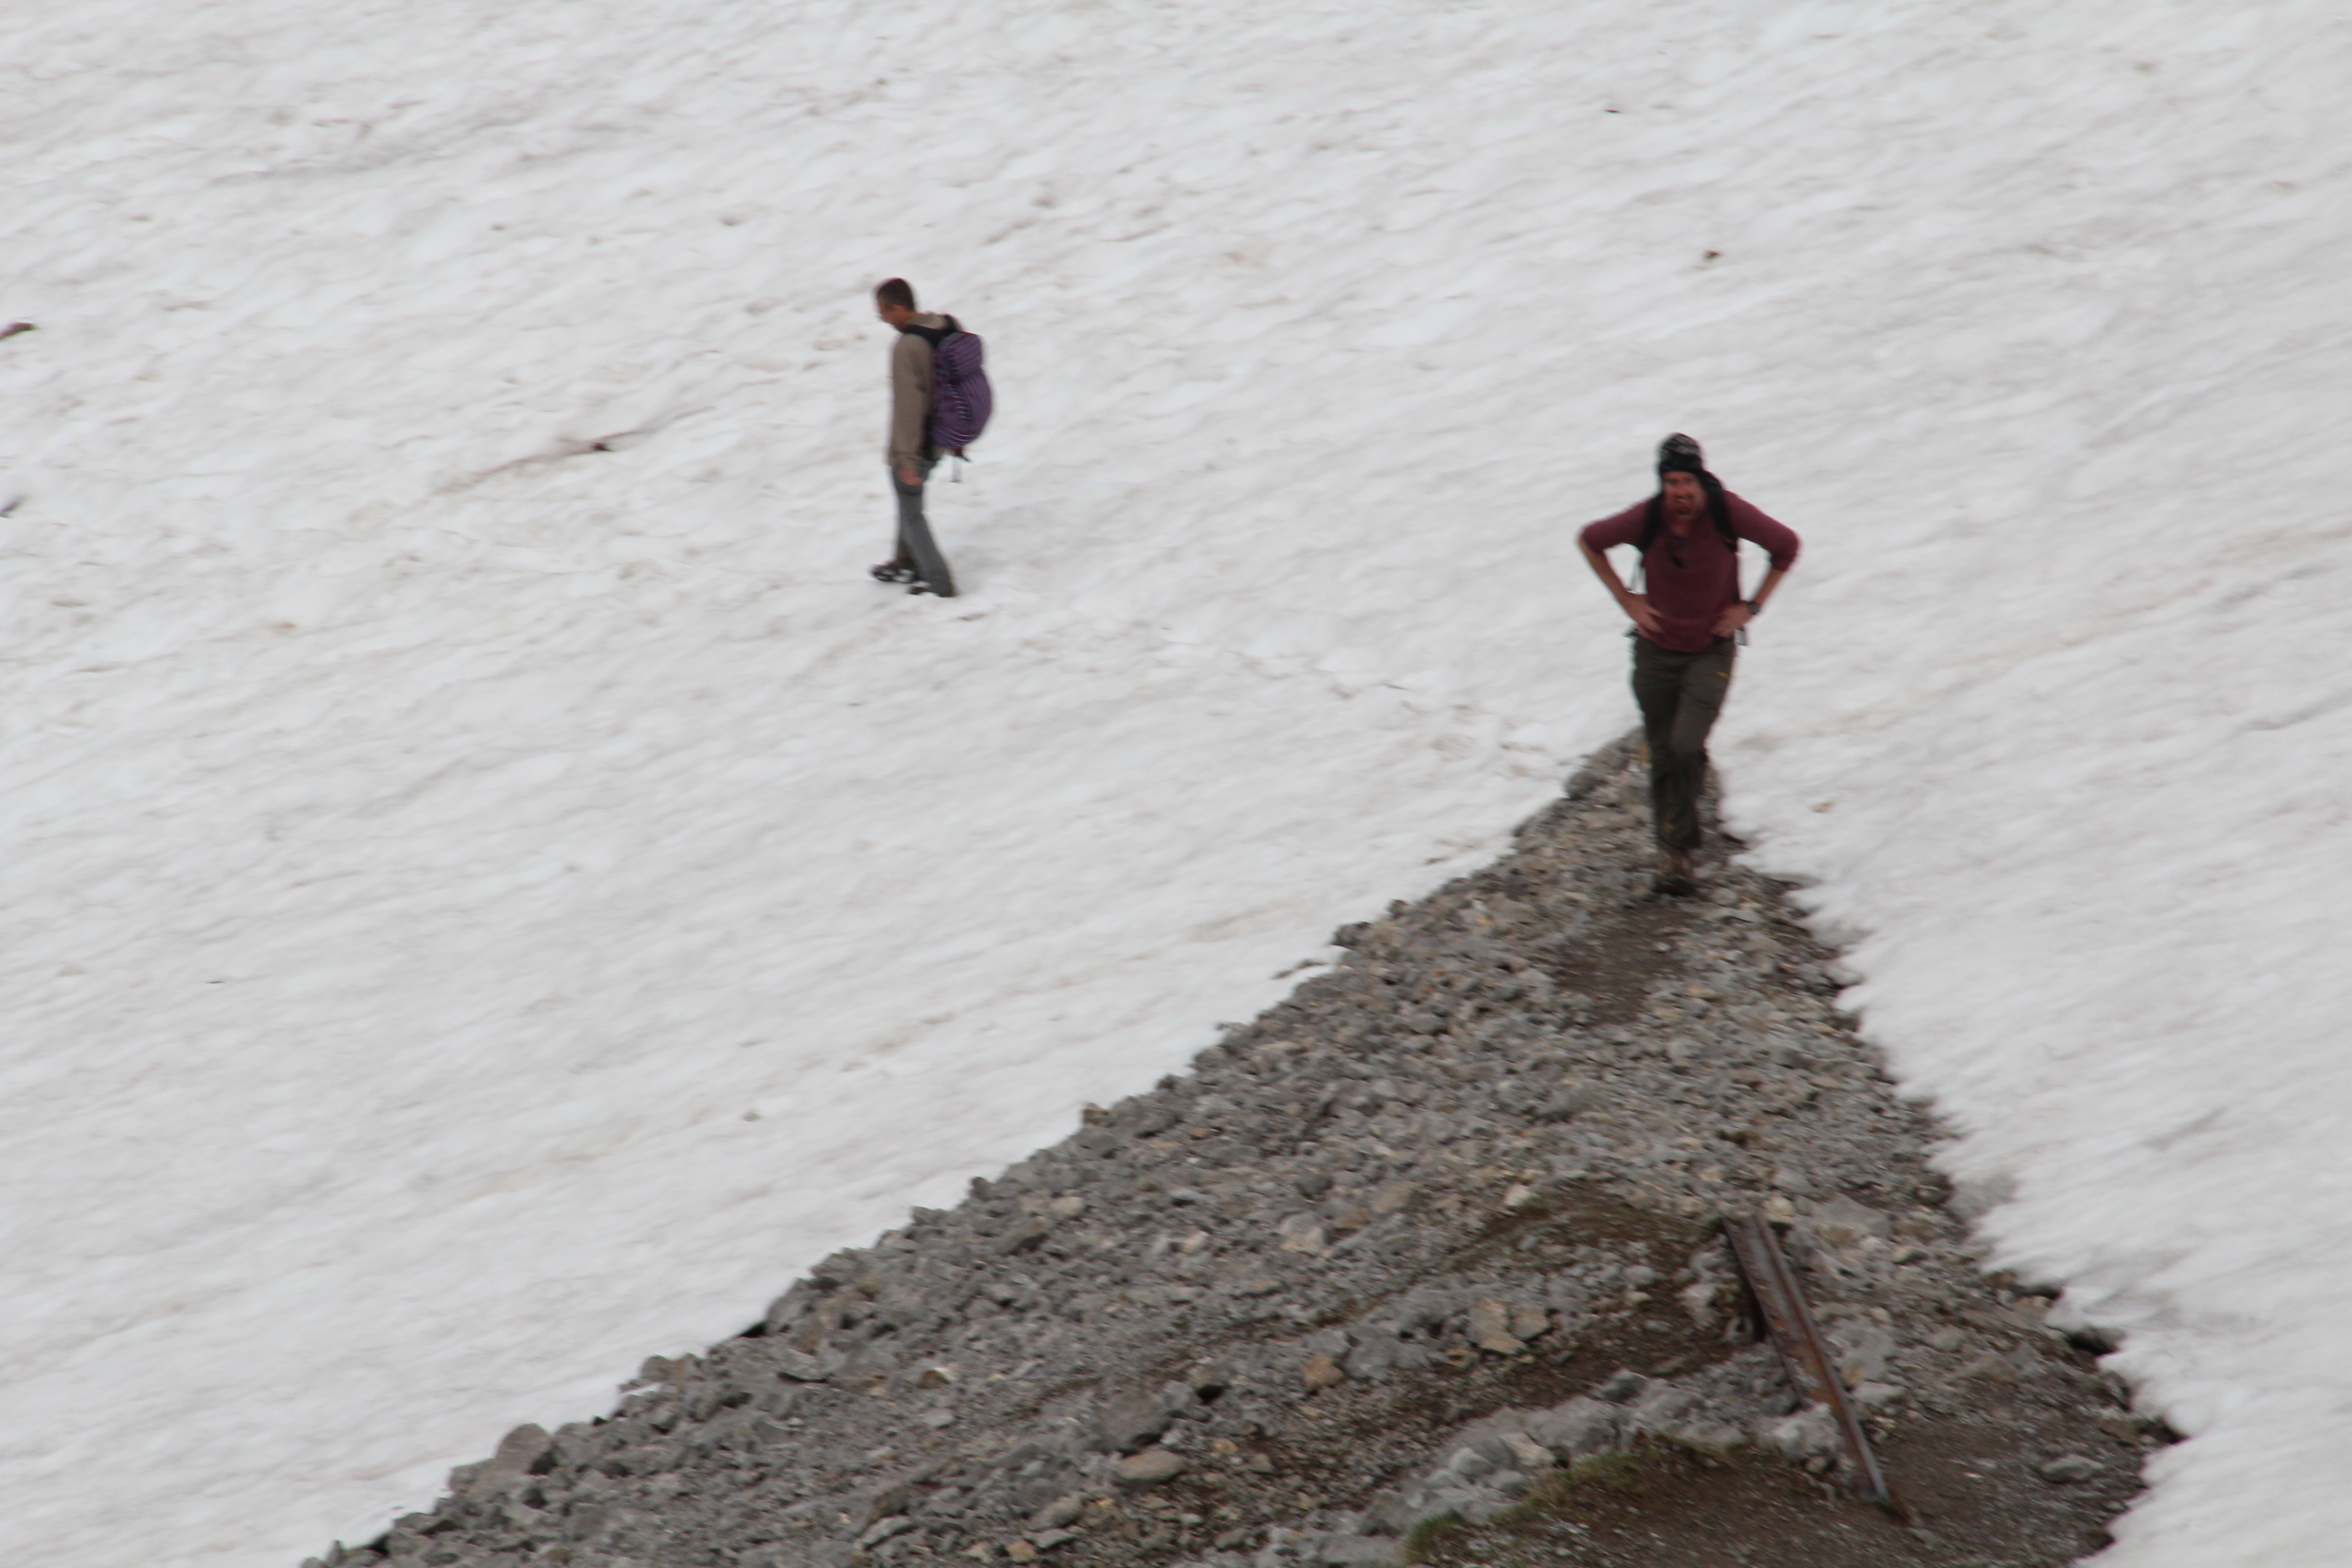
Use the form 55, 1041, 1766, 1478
2, 0, 2347, 1563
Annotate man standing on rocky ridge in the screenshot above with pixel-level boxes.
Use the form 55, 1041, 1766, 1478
1578, 434, 1800, 896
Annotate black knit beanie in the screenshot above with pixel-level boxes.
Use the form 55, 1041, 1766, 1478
1656, 432, 1706, 477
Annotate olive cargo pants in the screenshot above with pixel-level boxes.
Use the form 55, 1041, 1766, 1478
1631, 634, 1735, 853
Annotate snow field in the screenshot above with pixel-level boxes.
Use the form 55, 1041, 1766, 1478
2, 0, 2348, 1563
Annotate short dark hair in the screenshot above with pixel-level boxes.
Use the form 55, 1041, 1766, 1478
875, 277, 916, 311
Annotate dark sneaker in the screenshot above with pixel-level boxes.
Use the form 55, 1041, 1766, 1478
870, 561, 917, 584
1652, 848, 1696, 897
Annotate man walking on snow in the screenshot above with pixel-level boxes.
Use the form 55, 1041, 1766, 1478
1579, 434, 1800, 896
870, 277, 958, 597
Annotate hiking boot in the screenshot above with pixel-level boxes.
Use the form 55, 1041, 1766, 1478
870, 561, 918, 584
1653, 848, 1696, 897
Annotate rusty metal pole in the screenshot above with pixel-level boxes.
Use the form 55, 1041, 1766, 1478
1723, 1214, 1909, 1521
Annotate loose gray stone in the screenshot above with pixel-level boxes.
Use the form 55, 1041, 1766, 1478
1028, 1494, 1083, 1530
1854, 1381, 1907, 1412
461, 1423, 552, 1501
1762, 1403, 1841, 1460
1494, 1431, 1552, 1473
1112, 1447, 1186, 1486
1807, 1194, 1892, 1246
2040, 1454, 2105, 1484
1627, 1382, 1701, 1432
1592, 1368, 1649, 1404
1523, 1396, 1622, 1460
854, 1514, 915, 1549
1095, 1391, 1173, 1453
1466, 1300, 1524, 1355
1832, 1321, 1898, 1386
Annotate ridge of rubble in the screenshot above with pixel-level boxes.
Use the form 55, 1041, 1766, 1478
304, 736, 2158, 1568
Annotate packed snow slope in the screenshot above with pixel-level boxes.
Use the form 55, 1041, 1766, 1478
3, 1, 2347, 1563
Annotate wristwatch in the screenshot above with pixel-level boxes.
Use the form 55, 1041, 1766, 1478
1744, 599, 1762, 617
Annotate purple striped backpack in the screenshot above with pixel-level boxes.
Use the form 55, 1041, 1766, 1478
902, 316, 993, 455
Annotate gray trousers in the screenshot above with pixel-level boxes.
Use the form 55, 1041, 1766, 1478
890, 461, 956, 598
1630, 635, 1735, 852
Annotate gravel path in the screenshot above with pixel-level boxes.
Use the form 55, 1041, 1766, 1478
307, 736, 2163, 1568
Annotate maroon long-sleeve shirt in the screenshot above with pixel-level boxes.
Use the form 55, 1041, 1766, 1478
1579, 492, 1801, 653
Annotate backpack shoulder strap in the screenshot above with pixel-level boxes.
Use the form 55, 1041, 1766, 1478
1636, 495, 1665, 556
1708, 487, 1743, 602
1632, 496, 1665, 591
1705, 479, 1739, 554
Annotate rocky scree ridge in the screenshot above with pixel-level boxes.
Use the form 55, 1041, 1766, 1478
303, 735, 2159, 1568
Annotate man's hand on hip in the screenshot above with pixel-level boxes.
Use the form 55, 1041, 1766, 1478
1621, 593, 1663, 639
1710, 601, 1756, 637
